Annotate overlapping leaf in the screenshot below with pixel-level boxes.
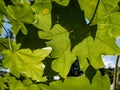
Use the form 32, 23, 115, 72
1, 47, 52, 81
0, 0, 119, 89
39, 24, 76, 78
42, 71, 110, 90
39, 0, 120, 78
72, 24, 120, 71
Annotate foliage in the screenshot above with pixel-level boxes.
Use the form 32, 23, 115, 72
0, 0, 120, 90
105, 68, 114, 84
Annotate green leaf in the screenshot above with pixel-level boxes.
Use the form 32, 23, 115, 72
96, 0, 120, 34
0, 14, 4, 35
0, 0, 7, 35
1, 47, 52, 81
23, 78, 33, 86
0, 76, 8, 90
62, 75, 90, 90
39, 0, 120, 78
0, 0, 8, 15
26, 84, 51, 90
78, 0, 98, 24
106, 1, 120, 37
0, 38, 9, 50
39, 24, 76, 78
25, 84, 40, 90
48, 70, 110, 90
10, 20, 27, 35
7, 4, 34, 23
78, 0, 119, 24
79, 0, 120, 38
90, 71, 110, 90
38, 0, 94, 77
8, 77, 26, 90
72, 24, 120, 71
7, 3, 35, 34
32, 0, 52, 30
11, 0, 29, 5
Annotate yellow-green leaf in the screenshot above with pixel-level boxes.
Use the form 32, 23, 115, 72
1, 47, 52, 81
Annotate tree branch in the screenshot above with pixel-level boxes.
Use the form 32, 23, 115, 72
88, 0, 100, 25
113, 55, 119, 90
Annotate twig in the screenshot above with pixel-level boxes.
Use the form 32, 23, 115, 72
88, 0, 100, 25
113, 55, 119, 90
0, 23, 13, 51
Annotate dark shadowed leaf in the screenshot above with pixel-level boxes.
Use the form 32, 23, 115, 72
16, 24, 48, 50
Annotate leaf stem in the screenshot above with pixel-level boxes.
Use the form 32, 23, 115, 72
113, 55, 119, 90
0, 23, 13, 51
88, 0, 100, 25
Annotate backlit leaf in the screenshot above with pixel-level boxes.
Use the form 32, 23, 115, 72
39, 24, 76, 78
48, 70, 110, 90
32, 0, 52, 30
1, 48, 52, 81
39, 0, 120, 78
7, 3, 35, 34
